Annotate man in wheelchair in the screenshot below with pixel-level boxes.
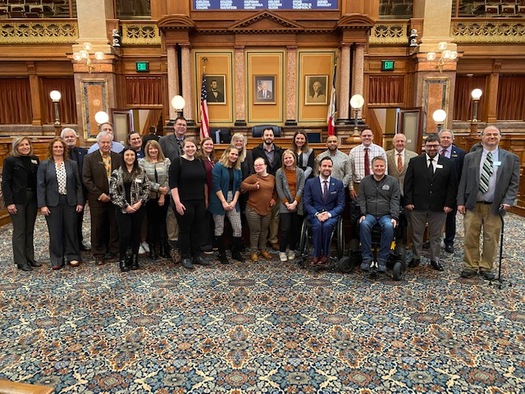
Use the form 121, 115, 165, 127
357, 156, 400, 273
303, 157, 346, 265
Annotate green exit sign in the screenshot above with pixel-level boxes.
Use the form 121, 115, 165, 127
136, 61, 149, 72
381, 60, 395, 71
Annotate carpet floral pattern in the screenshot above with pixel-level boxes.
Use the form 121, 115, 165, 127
1, 214, 524, 393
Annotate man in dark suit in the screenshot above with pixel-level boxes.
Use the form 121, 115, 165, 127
439, 129, 466, 253
208, 79, 225, 103
256, 81, 272, 101
303, 157, 346, 265
159, 116, 187, 261
252, 127, 284, 249
61, 127, 90, 251
404, 134, 457, 271
457, 125, 520, 280
82, 131, 122, 265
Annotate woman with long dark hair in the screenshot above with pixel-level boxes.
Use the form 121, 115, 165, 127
1, 137, 40, 271
210, 145, 243, 264
170, 137, 209, 270
276, 149, 305, 262
110, 147, 150, 272
139, 140, 171, 260
291, 131, 314, 179
197, 137, 217, 254
37, 137, 84, 270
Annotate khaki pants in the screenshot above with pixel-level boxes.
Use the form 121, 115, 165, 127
463, 203, 502, 272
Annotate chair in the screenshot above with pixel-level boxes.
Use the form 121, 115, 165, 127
485, 4, 500, 13
0, 6, 8, 18
518, 5, 525, 13
210, 127, 232, 144
500, 3, 517, 14
298, 216, 345, 263
251, 124, 282, 137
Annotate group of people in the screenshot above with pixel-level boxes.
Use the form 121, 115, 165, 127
1, 120, 519, 280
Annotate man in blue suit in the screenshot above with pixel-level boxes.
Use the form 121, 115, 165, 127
303, 157, 345, 265
457, 125, 520, 280
439, 129, 466, 253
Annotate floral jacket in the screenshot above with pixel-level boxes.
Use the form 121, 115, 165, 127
109, 167, 150, 213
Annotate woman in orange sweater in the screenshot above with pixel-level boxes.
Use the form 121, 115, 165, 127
241, 157, 276, 262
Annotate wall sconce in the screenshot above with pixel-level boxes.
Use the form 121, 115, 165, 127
350, 94, 365, 136
171, 95, 186, 117
432, 109, 447, 132
426, 42, 457, 72
409, 28, 418, 48
50, 90, 61, 136
470, 88, 483, 136
95, 111, 110, 126
73, 42, 104, 73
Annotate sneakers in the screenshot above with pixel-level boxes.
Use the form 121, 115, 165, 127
138, 245, 146, 255
287, 250, 296, 261
141, 242, 150, 253
279, 252, 288, 262
377, 261, 387, 273
360, 260, 371, 271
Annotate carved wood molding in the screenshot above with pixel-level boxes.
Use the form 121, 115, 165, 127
0, 20, 77, 44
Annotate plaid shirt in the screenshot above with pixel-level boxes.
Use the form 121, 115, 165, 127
349, 143, 387, 187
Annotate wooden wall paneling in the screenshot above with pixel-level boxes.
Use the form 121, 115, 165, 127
193, 50, 234, 125
297, 50, 336, 125
246, 50, 285, 125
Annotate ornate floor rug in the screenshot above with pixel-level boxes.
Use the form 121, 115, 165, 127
0, 213, 524, 393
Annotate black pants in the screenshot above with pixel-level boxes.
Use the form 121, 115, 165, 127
173, 199, 206, 258
45, 195, 79, 266
279, 211, 303, 252
145, 198, 168, 249
10, 190, 37, 265
115, 206, 146, 257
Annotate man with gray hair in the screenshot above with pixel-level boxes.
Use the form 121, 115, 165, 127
83, 131, 122, 265
61, 127, 90, 251
87, 122, 125, 154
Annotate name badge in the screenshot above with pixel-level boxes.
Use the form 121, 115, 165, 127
31, 159, 38, 165
136, 179, 142, 183
493, 161, 501, 167
382, 185, 390, 190
436, 164, 443, 169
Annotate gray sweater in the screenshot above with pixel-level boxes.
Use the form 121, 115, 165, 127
357, 174, 400, 220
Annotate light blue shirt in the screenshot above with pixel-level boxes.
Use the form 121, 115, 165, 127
88, 141, 125, 154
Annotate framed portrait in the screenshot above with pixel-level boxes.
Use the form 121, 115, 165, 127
254, 75, 276, 104
305, 75, 328, 105
206, 75, 226, 104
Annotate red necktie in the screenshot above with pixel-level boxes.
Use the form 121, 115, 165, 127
364, 148, 370, 176
397, 153, 403, 173
441, 149, 447, 157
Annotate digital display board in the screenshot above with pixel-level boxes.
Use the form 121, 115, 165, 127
193, 0, 338, 10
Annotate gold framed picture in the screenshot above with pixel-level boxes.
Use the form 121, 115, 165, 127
305, 75, 328, 105
254, 75, 276, 104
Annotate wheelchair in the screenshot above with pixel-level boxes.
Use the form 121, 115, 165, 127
342, 201, 408, 281
297, 215, 345, 270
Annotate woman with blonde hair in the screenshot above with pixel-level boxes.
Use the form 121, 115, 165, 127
276, 149, 305, 262
37, 137, 84, 270
210, 145, 243, 264
139, 140, 171, 259
1, 137, 40, 271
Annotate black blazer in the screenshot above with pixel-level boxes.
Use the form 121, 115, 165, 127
82, 150, 122, 203
37, 159, 83, 208
1, 155, 39, 205
404, 154, 457, 212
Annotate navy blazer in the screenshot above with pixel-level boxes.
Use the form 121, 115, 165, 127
68, 146, 88, 173
303, 176, 345, 219
457, 148, 520, 216
37, 159, 83, 208
1, 155, 39, 205
446, 144, 466, 181
404, 154, 457, 212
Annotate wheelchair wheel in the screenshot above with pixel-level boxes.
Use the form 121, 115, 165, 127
298, 219, 309, 257
392, 261, 402, 281
336, 216, 344, 259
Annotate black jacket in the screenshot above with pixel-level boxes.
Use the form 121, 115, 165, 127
1, 155, 39, 205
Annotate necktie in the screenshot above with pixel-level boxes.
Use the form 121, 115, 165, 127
322, 180, 328, 201
397, 153, 403, 173
364, 148, 370, 176
428, 158, 433, 176
102, 154, 111, 179
441, 149, 447, 157
479, 152, 493, 194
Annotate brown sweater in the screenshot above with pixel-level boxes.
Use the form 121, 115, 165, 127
241, 173, 276, 215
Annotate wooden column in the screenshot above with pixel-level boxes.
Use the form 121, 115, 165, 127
180, 44, 194, 126
167, 45, 180, 120
27, 63, 42, 127
338, 43, 351, 124
486, 62, 501, 124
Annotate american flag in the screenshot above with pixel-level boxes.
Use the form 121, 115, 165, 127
327, 63, 337, 136
200, 73, 210, 139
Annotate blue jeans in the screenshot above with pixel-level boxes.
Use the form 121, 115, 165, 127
359, 214, 394, 264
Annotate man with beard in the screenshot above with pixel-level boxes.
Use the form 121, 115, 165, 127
252, 128, 284, 250
314, 135, 352, 190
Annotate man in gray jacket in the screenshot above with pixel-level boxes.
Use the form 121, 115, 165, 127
357, 156, 400, 272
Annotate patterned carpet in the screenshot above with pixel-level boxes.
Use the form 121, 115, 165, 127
1, 212, 524, 393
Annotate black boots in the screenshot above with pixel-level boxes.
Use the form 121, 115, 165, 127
215, 235, 230, 264
232, 237, 244, 262
119, 253, 129, 272
149, 242, 158, 260
130, 254, 139, 270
